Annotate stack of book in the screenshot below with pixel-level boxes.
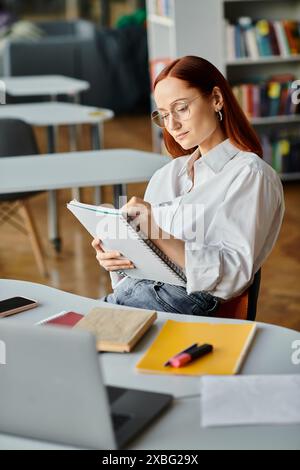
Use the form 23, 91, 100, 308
226, 17, 300, 60
152, 0, 171, 17
232, 74, 299, 118
261, 131, 300, 173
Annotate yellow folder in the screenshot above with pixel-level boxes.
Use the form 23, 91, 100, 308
136, 320, 257, 376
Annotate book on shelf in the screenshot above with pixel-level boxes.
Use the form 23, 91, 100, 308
238, 17, 260, 60
151, 0, 171, 18
226, 18, 300, 60
261, 132, 300, 174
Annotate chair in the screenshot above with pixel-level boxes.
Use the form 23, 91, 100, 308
0, 118, 47, 277
216, 269, 261, 321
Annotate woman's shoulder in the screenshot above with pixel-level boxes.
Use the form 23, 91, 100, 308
236, 148, 282, 185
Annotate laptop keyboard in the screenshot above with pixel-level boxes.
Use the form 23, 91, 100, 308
111, 412, 131, 431
106, 386, 131, 431
106, 386, 126, 404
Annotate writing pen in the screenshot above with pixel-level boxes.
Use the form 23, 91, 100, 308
168, 344, 213, 368
164, 343, 198, 367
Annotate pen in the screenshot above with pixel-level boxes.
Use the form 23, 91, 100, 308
164, 343, 198, 367
168, 344, 213, 368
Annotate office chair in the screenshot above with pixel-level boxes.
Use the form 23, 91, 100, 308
0, 118, 48, 277
216, 269, 261, 321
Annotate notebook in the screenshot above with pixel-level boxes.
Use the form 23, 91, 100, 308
74, 306, 157, 352
36, 311, 84, 327
67, 200, 186, 287
136, 320, 257, 376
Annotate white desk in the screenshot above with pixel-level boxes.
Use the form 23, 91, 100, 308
2, 75, 90, 101
0, 279, 299, 450
0, 102, 114, 251
0, 102, 113, 126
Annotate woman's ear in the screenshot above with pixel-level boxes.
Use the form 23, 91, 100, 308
212, 86, 224, 111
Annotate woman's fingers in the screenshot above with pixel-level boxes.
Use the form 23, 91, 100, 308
97, 250, 122, 260
101, 259, 134, 269
96, 257, 135, 271
91, 238, 103, 253
92, 238, 135, 272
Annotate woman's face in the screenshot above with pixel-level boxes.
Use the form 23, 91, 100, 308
154, 77, 221, 150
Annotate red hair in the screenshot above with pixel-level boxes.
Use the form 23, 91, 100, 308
154, 56, 262, 158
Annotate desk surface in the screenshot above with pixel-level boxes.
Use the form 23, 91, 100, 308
2, 75, 90, 97
0, 279, 299, 450
0, 149, 170, 193
0, 102, 114, 126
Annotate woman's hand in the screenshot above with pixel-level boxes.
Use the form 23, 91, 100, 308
121, 197, 159, 239
91, 238, 135, 272
121, 198, 185, 270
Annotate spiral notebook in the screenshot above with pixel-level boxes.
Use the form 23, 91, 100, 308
67, 200, 187, 286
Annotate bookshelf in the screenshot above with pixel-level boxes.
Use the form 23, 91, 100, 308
146, 0, 300, 181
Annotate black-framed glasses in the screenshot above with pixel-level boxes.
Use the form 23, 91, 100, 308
151, 95, 202, 128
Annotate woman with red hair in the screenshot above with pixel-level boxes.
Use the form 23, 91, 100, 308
92, 56, 284, 316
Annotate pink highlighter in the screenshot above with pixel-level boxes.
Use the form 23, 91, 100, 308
165, 343, 213, 368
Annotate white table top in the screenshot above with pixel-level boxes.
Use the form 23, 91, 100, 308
0, 279, 299, 450
2, 75, 90, 97
0, 149, 170, 193
1, 279, 299, 397
0, 102, 114, 126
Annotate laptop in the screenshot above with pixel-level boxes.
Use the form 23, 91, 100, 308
0, 322, 173, 449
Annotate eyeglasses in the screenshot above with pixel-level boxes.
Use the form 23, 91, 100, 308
151, 95, 202, 128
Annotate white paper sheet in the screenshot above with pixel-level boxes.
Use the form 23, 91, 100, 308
200, 375, 300, 427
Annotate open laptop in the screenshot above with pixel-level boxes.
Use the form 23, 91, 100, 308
0, 322, 173, 449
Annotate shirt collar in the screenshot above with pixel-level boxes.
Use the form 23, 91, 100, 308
178, 139, 241, 177
178, 147, 200, 177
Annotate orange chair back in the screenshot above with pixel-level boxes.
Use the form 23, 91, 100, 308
217, 290, 249, 320
216, 269, 261, 321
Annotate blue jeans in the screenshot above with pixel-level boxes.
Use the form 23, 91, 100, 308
102, 277, 220, 317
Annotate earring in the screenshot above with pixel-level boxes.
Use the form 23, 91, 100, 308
217, 110, 223, 122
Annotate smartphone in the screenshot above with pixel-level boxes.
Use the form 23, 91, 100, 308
0, 296, 38, 318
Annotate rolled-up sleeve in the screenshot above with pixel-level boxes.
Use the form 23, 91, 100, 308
185, 166, 284, 299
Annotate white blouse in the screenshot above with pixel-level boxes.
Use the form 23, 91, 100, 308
110, 138, 284, 300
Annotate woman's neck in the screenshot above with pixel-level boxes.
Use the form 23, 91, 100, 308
198, 127, 227, 156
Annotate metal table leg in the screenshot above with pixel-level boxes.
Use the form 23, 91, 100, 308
69, 124, 80, 201
91, 123, 103, 206
113, 185, 128, 209
91, 122, 128, 208
70, 92, 82, 201
47, 125, 61, 253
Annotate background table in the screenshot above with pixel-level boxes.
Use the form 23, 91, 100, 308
2, 75, 90, 102
0, 279, 299, 450
0, 149, 170, 207
0, 102, 114, 251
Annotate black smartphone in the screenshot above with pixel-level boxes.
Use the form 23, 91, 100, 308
0, 296, 38, 318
